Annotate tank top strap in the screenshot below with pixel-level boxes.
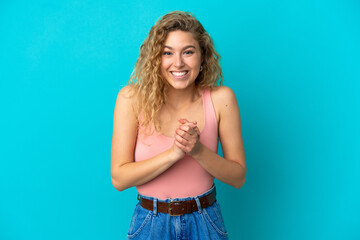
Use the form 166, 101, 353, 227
201, 88, 218, 133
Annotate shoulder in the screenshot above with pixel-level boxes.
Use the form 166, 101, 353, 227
116, 85, 137, 107
210, 86, 238, 109
114, 85, 138, 119
210, 86, 236, 99
209, 86, 239, 121
117, 85, 135, 99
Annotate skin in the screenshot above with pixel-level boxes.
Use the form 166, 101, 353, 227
111, 30, 246, 193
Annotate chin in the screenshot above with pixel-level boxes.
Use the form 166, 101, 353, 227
168, 79, 196, 90
168, 83, 189, 90
169, 79, 195, 89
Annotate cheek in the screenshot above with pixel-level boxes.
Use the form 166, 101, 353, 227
160, 63, 166, 74
161, 59, 170, 71
189, 56, 201, 68
160, 63, 170, 79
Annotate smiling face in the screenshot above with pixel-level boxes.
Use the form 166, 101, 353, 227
161, 30, 202, 90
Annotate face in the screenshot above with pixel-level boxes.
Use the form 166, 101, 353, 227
161, 30, 202, 90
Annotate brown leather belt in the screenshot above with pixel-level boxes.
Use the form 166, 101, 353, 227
139, 188, 216, 216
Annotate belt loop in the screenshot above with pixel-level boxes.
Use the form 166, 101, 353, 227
153, 198, 158, 216
195, 197, 202, 214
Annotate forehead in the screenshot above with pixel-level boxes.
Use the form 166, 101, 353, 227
164, 30, 199, 48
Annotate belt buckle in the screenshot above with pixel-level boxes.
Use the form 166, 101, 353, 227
168, 200, 183, 216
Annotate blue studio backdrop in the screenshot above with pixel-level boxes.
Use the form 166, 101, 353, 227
0, 0, 359, 239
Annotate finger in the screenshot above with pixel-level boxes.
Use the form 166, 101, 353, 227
178, 118, 189, 124
179, 118, 197, 126
175, 133, 189, 145
176, 127, 192, 140
175, 137, 193, 153
193, 126, 200, 136
179, 125, 196, 135
184, 122, 197, 128
175, 140, 187, 152
179, 124, 191, 132
175, 135, 192, 153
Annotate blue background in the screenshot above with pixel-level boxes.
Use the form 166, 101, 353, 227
1, 0, 359, 239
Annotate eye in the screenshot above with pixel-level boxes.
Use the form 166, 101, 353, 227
163, 51, 172, 55
184, 50, 194, 55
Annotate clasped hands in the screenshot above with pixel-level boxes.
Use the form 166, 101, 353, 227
174, 118, 202, 156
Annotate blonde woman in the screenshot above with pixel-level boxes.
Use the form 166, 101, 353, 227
111, 11, 246, 240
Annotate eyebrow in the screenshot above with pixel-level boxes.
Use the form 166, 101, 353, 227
163, 45, 197, 50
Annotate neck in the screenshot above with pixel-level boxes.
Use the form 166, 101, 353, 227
165, 85, 200, 110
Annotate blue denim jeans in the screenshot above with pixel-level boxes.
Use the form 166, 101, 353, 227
126, 186, 228, 240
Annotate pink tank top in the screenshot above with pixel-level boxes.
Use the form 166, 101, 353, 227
134, 88, 218, 199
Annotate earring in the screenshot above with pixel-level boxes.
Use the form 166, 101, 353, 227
200, 66, 203, 72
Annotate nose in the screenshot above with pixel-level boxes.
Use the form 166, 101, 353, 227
174, 54, 185, 68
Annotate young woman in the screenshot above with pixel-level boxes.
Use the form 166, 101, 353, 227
111, 11, 246, 239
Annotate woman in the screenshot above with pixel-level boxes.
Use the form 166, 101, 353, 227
111, 11, 246, 239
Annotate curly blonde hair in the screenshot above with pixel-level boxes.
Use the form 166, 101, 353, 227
128, 10, 223, 135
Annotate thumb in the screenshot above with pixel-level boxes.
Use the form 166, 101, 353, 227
178, 118, 189, 124
179, 118, 197, 127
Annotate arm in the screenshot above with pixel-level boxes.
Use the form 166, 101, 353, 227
175, 86, 246, 188
110, 86, 185, 191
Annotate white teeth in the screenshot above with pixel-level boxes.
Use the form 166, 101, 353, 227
171, 71, 187, 76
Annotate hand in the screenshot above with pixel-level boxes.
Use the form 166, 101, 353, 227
174, 118, 202, 156
170, 140, 186, 161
